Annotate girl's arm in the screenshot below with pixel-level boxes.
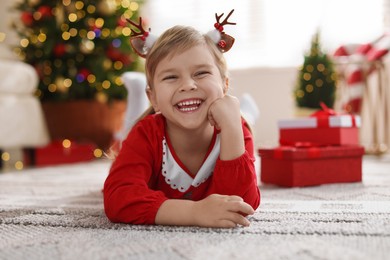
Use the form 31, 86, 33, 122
208, 95, 245, 160
103, 119, 168, 224
104, 113, 259, 227
104, 125, 254, 227
155, 194, 254, 228
207, 95, 261, 209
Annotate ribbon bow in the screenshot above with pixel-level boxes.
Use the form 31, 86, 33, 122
309, 102, 357, 128
310, 102, 337, 118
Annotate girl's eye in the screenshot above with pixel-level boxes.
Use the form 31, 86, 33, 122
195, 71, 210, 77
162, 75, 177, 81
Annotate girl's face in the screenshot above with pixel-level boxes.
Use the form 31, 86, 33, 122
148, 44, 227, 131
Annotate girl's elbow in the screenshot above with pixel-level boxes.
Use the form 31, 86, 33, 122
103, 190, 127, 223
244, 186, 261, 210
252, 193, 261, 210
104, 200, 122, 223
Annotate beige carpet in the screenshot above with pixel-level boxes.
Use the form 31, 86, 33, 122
0, 155, 389, 260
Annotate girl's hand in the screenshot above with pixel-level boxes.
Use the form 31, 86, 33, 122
208, 94, 245, 160
208, 95, 241, 131
191, 194, 255, 228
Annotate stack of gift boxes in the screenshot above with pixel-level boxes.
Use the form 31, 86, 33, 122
258, 104, 365, 187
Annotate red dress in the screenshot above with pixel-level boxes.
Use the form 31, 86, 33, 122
103, 114, 260, 224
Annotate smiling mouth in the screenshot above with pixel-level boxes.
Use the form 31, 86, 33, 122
176, 99, 203, 112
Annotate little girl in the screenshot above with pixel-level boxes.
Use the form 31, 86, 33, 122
103, 10, 260, 228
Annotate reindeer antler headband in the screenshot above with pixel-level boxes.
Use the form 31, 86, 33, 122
127, 9, 236, 58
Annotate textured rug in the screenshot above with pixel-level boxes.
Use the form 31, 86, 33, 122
0, 156, 389, 260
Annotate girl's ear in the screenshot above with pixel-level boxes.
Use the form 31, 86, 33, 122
223, 78, 229, 94
146, 87, 160, 112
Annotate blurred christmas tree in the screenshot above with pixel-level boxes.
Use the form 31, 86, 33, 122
12, 0, 143, 103
294, 31, 337, 109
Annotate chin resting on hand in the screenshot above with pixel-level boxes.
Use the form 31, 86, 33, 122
207, 95, 241, 131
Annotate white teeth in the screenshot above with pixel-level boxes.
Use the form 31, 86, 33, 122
176, 99, 202, 112
180, 107, 198, 111
177, 99, 202, 107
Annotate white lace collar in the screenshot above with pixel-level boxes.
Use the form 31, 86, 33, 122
161, 135, 220, 193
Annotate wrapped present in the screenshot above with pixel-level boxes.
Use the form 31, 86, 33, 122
279, 103, 361, 146
258, 145, 364, 187
24, 139, 97, 167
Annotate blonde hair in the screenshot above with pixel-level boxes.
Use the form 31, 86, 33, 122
139, 25, 229, 118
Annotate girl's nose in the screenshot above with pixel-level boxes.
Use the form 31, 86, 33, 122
179, 78, 197, 92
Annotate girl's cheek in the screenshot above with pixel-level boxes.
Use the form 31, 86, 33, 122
218, 87, 225, 98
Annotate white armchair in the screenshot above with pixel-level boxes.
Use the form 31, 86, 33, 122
0, 60, 49, 149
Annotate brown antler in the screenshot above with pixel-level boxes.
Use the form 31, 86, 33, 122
210, 9, 236, 52
126, 17, 148, 37
215, 9, 236, 27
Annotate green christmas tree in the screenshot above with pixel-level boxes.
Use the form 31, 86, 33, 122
294, 31, 337, 109
12, 0, 143, 103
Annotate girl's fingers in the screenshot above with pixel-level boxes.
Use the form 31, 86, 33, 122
228, 200, 255, 216
222, 212, 251, 227
226, 196, 254, 215
217, 219, 238, 228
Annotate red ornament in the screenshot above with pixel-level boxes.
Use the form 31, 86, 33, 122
218, 40, 226, 48
37, 6, 53, 19
117, 17, 127, 27
53, 43, 66, 57
79, 68, 91, 78
106, 46, 130, 65
21, 12, 34, 26
140, 31, 149, 41
106, 46, 120, 60
118, 54, 131, 65
214, 23, 224, 32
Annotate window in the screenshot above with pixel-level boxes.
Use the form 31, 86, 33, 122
142, 0, 385, 68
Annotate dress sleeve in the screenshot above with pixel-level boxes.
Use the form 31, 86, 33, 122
103, 119, 168, 224
206, 120, 261, 210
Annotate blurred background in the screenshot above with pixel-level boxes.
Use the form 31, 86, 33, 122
1, 0, 390, 171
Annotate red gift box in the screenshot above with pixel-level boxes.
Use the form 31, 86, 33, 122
24, 140, 97, 166
258, 145, 365, 187
279, 104, 361, 146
